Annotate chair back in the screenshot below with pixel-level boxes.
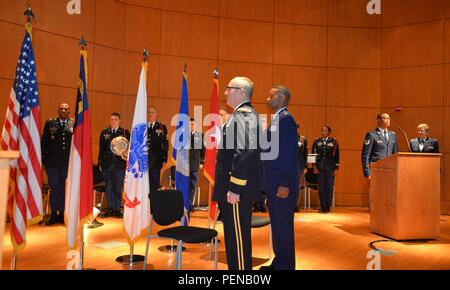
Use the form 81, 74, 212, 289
93, 165, 104, 184
149, 189, 184, 226
305, 167, 319, 185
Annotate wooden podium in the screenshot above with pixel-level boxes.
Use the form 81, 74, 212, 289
370, 152, 441, 240
0, 151, 20, 267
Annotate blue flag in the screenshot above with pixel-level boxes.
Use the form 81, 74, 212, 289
172, 72, 190, 226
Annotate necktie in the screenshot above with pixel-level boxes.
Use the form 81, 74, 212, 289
384, 130, 389, 142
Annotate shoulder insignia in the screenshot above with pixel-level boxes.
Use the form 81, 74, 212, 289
236, 107, 252, 114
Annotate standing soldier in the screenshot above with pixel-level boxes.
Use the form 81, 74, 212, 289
41, 103, 73, 225
98, 112, 130, 218
312, 126, 339, 213
147, 106, 168, 193
212, 77, 260, 270
296, 125, 308, 212
361, 113, 398, 179
188, 117, 205, 212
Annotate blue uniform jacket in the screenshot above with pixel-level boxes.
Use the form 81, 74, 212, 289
361, 128, 398, 177
262, 109, 300, 195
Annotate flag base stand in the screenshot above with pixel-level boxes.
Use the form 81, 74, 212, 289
158, 245, 186, 253
115, 245, 145, 266
86, 219, 104, 229
115, 255, 145, 265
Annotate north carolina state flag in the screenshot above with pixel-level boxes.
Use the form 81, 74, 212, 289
65, 49, 93, 249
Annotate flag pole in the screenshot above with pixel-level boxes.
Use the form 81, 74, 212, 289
10, 4, 36, 271
115, 49, 150, 267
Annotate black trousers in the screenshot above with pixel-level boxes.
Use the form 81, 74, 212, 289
220, 201, 253, 270
149, 168, 161, 193
102, 167, 125, 210
189, 170, 199, 210
318, 169, 334, 209
46, 166, 68, 215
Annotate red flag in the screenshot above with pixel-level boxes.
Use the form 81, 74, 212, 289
204, 73, 220, 220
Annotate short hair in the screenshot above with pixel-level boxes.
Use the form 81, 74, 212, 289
273, 85, 291, 103
219, 107, 227, 112
111, 112, 121, 118
323, 126, 332, 133
237, 77, 254, 99
417, 123, 430, 133
377, 113, 389, 120
190, 117, 195, 122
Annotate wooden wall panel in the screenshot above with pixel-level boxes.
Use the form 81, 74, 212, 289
220, 0, 274, 22
274, 0, 328, 26
328, 27, 381, 69
333, 150, 370, 195
383, 21, 444, 68
445, 20, 450, 63
0, 79, 11, 118
158, 56, 218, 102
127, 0, 162, 9
161, 12, 218, 59
0, 22, 24, 80
162, 0, 219, 16
382, 66, 444, 107
327, 68, 381, 108
95, 0, 127, 49
33, 31, 81, 88
445, 64, 450, 107
274, 23, 327, 66
219, 18, 273, 63
32, 0, 96, 41
92, 45, 124, 94
273, 65, 326, 106
326, 107, 380, 150
328, 0, 381, 28
444, 107, 450, 153
446, 0, 450, 18
383, 0, 444, 27
125, 6, 161, 53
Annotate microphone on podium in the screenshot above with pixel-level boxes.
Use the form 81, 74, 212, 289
397, 127, 412, 152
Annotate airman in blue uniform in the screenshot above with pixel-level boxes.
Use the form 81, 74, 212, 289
361, 113, 398, 179
261, 85, 299, 270
410, 123, 439, 153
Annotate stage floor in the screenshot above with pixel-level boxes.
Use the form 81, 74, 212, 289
2, 207, 450, 270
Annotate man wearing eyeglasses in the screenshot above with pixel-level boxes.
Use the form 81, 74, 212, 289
361, 113, 399, 180
212, 77, 261, 270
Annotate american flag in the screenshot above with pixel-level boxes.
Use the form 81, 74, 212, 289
0, 28, 43, 251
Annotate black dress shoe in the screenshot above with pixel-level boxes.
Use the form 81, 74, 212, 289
99, 211, 111, 218
57, 214, 65, 224
114, 210, 123, 218
87, 219, 104, 228
45, 215, 58, 226
259, 265, 274, 270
